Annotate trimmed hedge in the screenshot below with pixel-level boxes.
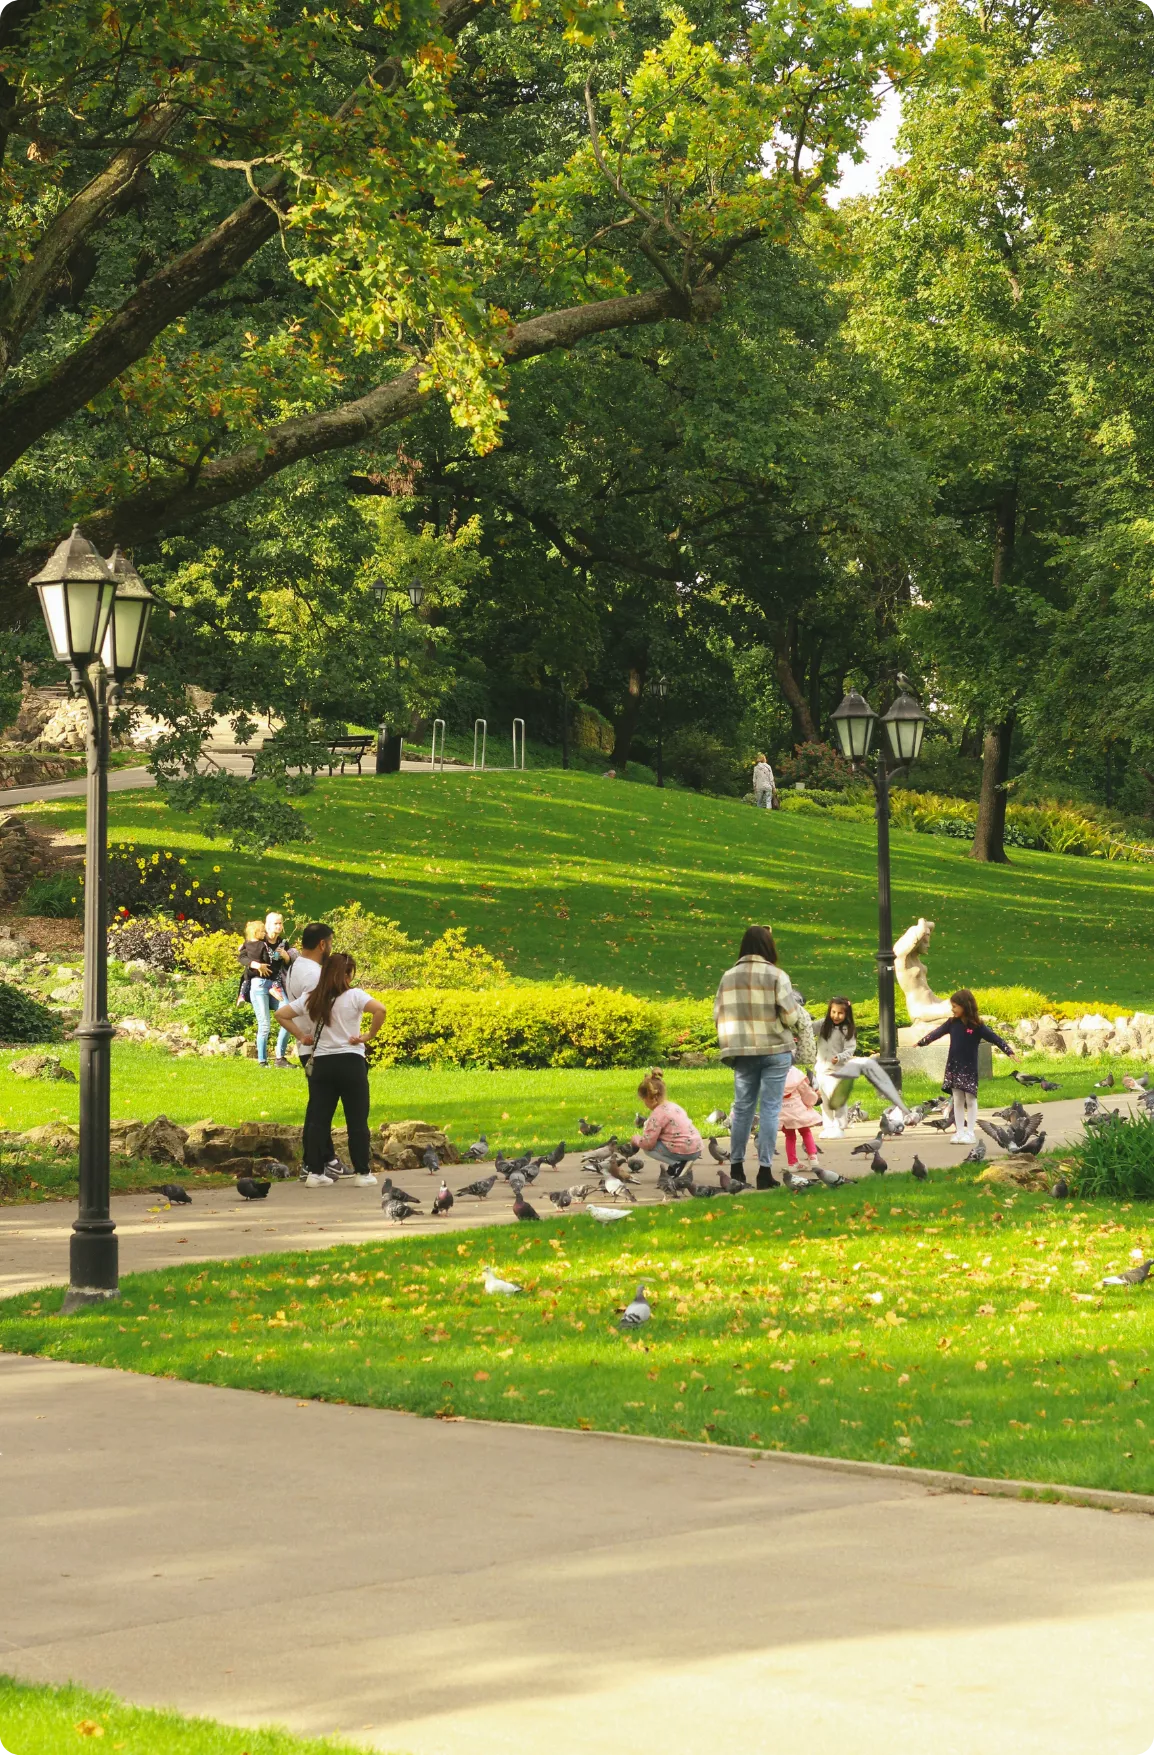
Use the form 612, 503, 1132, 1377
0, 980, 61, 1043
367, 984, 660, 1069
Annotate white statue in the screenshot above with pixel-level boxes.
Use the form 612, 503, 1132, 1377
893, 918, 952, 1023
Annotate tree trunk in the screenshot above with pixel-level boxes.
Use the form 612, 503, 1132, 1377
611, 665, 647, 772
774, 629, 817, 744
807, 639, 824, 740
971, 485, 1018, 863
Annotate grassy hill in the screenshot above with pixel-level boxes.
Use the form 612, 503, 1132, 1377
25, 769, 1154, 1005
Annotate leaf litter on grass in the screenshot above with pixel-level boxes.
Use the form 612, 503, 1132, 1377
4, 1178, 1154, 1493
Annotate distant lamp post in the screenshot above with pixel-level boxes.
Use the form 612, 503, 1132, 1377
655, 675, 668, 788
371, 577, 425, 773
29, 527, 160, 1311
831, 675, 928, 1091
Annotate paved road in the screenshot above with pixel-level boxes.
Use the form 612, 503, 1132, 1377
2, 1353, 1153, 1755
0, 1095, 1135, 1299
0, 753, 470, 811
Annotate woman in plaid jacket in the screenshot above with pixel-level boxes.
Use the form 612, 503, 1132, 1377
713, 924, 800, 1189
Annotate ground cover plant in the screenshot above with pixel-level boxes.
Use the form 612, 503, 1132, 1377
0, 1676, 370, 1755
22, 770, 1154, 1004
4, 1177, 1153, 1495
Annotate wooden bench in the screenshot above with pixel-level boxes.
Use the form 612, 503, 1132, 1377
323, 735, 374, 775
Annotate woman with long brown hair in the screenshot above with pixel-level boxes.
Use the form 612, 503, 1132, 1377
713, 924, 799, 1189
277, 952, 385, 1186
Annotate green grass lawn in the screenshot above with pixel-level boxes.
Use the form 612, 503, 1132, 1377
0, 1041, 1144, 1203
0, 1676, 372, 1754
22, 769, 1154, 1002
5, 1175, 1153, 1494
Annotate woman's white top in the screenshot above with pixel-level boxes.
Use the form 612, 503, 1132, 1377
281, 986, 374, 1058
814, 1023, 857, 1077
752, 761, 774, 792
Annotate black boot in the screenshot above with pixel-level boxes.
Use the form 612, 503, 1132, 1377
728, 1162, 747, 1186
756, 1164, 779, 1190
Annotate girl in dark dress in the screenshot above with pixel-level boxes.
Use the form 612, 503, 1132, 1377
916, 988, 1015, 1144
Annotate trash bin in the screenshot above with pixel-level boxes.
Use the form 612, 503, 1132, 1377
375, 726, 403, 774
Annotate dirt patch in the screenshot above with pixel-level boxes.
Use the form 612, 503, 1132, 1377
0, 912, 83, 955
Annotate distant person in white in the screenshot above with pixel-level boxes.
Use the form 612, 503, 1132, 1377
277, 951, 385, 1187
752, 754, 775, 809
281, 921, 344, 1180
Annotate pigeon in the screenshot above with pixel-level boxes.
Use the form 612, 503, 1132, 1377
494, 1152, 518, 1178
513, 1192, 540, 1221
1008, 1133, 1045, 1156
1011, 1071, 1045, 1086
618, 1284, 651, 1328
578, 1117, 602, 1136
457, 1174, 497, 1199
993, 1100, 1028, 1122
483, 1267, 522, 1294
962, 1139, 986, 1164
717, 1169, 750, 1194
815, 1164, 848, 1188
582, 1140, 619, 1165
656, 1169, 686, 1200
384, 1196, 418, 1222
540, 1140, 566, 1167
1051, 1178, 1069, 1200
1094, 1071, 1115, 1089
254, 1158, 292, 1180
466, 1134, 489, 1161
852, 1135, 884, 1157
548, 1189, 573, 1209
626, 1156, 645, 1173
847, 1101, 870, 1125
521, 1159, 541, 1182
910, 1155, 928, 1182
635, 1111, 647, 1127
1019, 1110, 1043, 1142
870, 1150, 888, 1175
601, 1175, 636, 1203
784, 1169, 815, 1191
564, 1183, 590, 1202
588, 1205, 632, 1223
1083, 1095, 1102, 1118
1039, 1077, 1059, 1091
236, 1177, 271, 1199
691, 1182, 720, 1198
150, 1183, 191, 1204
704, 1108, 726, 1125
432, 1181, 454, 1216
422, 1145, 441, 1174
381, 1177, 422, 1205
926, 1115, 955, 1132
1124, 1074, 1151, 1093
1102, 1259, 1152, 1287
707, 1136, 730, 1164
507, 1170, 528, 1195
978, 1120, 1012, 1150
879, 1111, 906, 1136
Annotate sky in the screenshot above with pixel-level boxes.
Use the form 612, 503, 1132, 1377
829, 86, 905, 206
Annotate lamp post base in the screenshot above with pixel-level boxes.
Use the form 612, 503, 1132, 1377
61, 1285, 121, 1314
65, 1228, 118, 1310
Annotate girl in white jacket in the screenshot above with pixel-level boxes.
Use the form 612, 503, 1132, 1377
813, 997, 909, 1137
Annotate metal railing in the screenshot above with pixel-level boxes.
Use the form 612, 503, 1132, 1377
472, 718, 488, 771
512, 718, 526, 770
430, 719, 446, 773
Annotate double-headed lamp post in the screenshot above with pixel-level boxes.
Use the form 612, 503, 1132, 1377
655, 675, 668, 788
830, 677, 928, 1094
29, 527, 158, 1311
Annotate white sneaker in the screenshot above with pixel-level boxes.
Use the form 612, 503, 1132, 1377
960, 1131, 976, 1145
949, 1132, 965, 1144
305, 1171, 335, 1187
353, 1172, 377, 1187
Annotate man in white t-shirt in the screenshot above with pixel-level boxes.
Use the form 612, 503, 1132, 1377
282, 922, 345, 1183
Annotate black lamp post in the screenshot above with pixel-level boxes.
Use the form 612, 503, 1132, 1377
30, 527, 158, 1311
831, 676, 928, 1093
373, 577, 425, 771
655, 675, 668, 788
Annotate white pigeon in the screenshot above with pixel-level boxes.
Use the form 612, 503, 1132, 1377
588, 1205, 633, 1224
482, 1267, 522, 1295
618, 1284, 651, 1328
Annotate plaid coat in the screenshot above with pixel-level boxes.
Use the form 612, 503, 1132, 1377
713, 955, 799, 1061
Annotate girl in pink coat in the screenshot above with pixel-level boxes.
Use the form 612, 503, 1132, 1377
779, 1063, 820, 1168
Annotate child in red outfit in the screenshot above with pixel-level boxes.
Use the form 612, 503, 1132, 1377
779, 1063, 820, 1167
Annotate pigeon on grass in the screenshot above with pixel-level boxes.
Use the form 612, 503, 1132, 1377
1094, 1071, 1115, 1089
1102, 1259, 1152, 1287
1039, 1077, 1060, 1092
784, 1169, 815, 1191
465, 1135, 489, 1161
483, 1267, 522, 1295
457, 1174, 498, 1199
870, 1151, 888, 1175
1051, 1178, 1069, 1201
1124, 1074, 1151, 1093
588, 1205, 633, 1223
578, 1117, 602, 1136
718, 1169, 750, 1194
962, 1139, 986, 1165
815, 1164, 848, 1188
1011, 1071, 1045, 1087
236, 1177, 271, 1200
911, 1156, 928, 1182
150, 1183, 191, 1205
432, 1181, 454, 1216
618, 1285, 651, 1329
705, 1109, 729, 1126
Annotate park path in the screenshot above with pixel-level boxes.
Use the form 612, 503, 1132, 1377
0, 751, 465, 811
2, 1350, 1153, 1755
0, 1093, 1132, 1299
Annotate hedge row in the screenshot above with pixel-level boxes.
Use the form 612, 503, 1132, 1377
366, 985, 663, 1069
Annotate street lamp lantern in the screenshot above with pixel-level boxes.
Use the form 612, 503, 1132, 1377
101, 548, 158, 683
881, 678, 928, 766
831, 689, 877, 762
29, 525, 117, 667
656, 674, 668, 700
408, 576, 425, 611
371, 577, 388, 608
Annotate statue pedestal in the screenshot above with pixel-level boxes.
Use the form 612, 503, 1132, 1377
898, 1025, 991, 1086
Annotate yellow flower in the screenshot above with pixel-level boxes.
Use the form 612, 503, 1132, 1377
213, 866, 221, 873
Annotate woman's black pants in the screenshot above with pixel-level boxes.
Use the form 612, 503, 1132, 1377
305, 1053, 371, 1175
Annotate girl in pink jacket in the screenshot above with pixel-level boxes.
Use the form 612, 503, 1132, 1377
779, 1064, 820, 1168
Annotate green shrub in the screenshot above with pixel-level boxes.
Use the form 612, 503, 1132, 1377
105, 844, 233, 928
651, 996, 716, 1058
316, 904, 508, 990
888, 790, 1154, 863
179, 928, 240, 980
970, 986, 1053, 1022
664, 729, 741, 796
776, 741, 858, 792
0, 980, 61, 1042
1067, 1111, 1154, 1200
107, 914, 204, 971
850, 993, 912, 1055
21, 873, 81, 918
180, 975, 246, 1042
367, 983, 660, 1069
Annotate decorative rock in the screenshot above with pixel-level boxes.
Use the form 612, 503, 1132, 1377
49, 983, 82, 1003
230, 1120, 304, 1164
1014, 1018, 1037, 1040
378, 1120, 460, 1164
21, 1122, 79, 1151
0, 932, 32, 961
8, 1053, 75, 1082
135, 1114, 189, 1165
1035, 1027, 1066, 1053
1082, 1029, 1114, 1056
183, 1120, 242, 1165
110, 1120, 145, 1158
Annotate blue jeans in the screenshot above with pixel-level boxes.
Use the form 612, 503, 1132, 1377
249, 978, 273, 1063
646, 1139, 700, 1167
728, 1051, 793, 1168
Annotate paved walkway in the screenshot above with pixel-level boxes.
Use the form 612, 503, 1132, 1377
0, 1094, 1133, 1299
0, 751, 472, 811
2, 1352, 1153, 1755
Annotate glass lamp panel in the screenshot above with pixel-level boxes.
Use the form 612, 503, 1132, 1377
67, 577, 115, 662
37, 582, 72, 661
102, 595, 150, 678
408, 579, 425, 609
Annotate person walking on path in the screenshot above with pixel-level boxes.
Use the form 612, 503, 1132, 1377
278, 921, 345, 1179
752, 754, 776, 809
916, 989, 1015, 1144
813, 998, 910, 1138
714, 925, 800, 1189
630, 1068, 703, 1172
277, 952, 385, 1187
238, 920, 276, 1066
264, 911, 294, 1066
780, 1063, 821, 1170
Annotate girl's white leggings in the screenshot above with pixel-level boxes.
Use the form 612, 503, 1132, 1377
952, 1090, 978, 1133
